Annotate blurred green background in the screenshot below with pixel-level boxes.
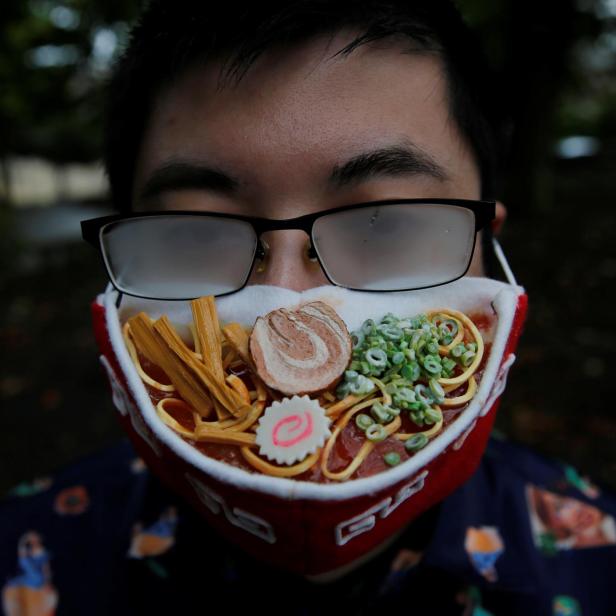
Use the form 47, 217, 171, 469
1, 0, 615, 493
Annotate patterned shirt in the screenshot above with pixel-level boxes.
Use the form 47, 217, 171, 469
1, 434, 614, 615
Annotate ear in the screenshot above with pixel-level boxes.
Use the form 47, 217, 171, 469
491, 201, 507, 236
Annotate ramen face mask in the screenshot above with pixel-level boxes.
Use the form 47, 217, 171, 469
91, 247, 527, 581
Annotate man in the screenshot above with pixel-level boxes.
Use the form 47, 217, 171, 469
2, 2, 615, 615
106, 0, 506, 281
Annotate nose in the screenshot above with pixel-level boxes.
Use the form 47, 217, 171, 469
246, 230, 331, 291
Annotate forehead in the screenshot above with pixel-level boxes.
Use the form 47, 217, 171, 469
134, 30, 479, 205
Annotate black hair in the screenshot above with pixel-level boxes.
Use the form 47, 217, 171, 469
105, 0, 507, 274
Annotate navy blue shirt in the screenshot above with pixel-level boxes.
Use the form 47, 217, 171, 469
2, 434, 614, 615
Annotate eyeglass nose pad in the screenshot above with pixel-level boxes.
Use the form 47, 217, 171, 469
306, 237, 318, 261
256, 236, 317, 260
256, 238, 269, 261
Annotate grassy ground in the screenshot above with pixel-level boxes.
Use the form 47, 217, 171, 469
1, 150, 614, 494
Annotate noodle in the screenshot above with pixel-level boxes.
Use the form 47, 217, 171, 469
240, 446, 321, 478
441, 376, 477, 407
123, 322, 176, 393
196, 402, 263, 435
394, 407, 444, 441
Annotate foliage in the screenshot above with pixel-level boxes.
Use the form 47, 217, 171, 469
0, 0, 141, 164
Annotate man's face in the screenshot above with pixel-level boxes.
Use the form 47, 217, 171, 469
133, 30, 484, 292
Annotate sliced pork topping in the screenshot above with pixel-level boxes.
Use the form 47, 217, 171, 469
249, 301, 352, 396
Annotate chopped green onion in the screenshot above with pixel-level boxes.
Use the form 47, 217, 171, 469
424, 407, 442, 425
371, 401, 394, 424
361, 319, 375, 334
384, 452, 401, 466
414, 384, 433, 405
385, 382, 399, 395
379, 325, 403, 340
355, 414, 374, 431
351, 331, 365, 350
365, 347, 387, 368
391, 351, 405, 365
386, 365, 404, 380
366, 424, 387, 442
408, 400, 426, 411
426, 341, 439, 355
422, 354, 441, 375
349, 376, 375, 395
451, 344, 466, 358
410, 409, 425, 426
461, 350, 476, 367
438, 318, 459, 337
429, 378, 445, 403
336, 382, 350, 399
401, 362, 421, 382
405, 432, 429, 452
393, 387, 416, 405
388, 405, 401, 417
442, 357, 457, 374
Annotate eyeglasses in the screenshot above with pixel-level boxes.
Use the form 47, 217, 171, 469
81, 198, 495, 300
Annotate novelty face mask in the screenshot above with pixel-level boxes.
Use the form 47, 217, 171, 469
91, 239, 527, 579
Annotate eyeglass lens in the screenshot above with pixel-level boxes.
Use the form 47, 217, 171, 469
100, 203, 476, 299
101, 215, 257, 299
312, 203, 475, 290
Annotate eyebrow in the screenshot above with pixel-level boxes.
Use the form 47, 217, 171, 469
140, 163, 240, 200
138, 141, 449, 201
330, 141, 449, 188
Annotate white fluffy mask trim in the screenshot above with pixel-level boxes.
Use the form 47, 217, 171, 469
100, 277, 524, 501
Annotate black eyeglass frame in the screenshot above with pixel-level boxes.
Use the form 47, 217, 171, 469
81, 197, 495, 301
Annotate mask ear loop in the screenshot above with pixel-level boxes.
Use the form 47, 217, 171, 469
492, 237, 518, 287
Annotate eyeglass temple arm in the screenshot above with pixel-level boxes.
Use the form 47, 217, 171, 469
475, 202, 496, 231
